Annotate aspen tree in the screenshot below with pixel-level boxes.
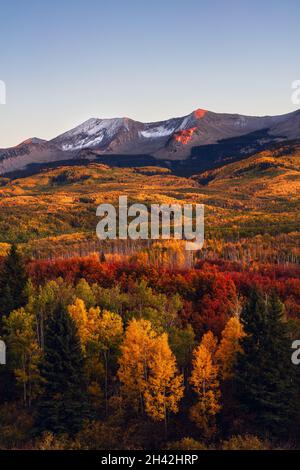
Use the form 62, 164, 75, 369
189, 335, 221, 437
144, 332, 184, 433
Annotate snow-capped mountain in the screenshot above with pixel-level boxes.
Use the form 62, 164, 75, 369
1, 108, 300, 175
51, 113, 198, 155
0, 138, 72, 175
52, 118, 137, 151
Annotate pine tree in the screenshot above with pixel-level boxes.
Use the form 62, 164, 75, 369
235, 288, 297, 435
0, 245, 28, 321
37, 305, 88, 435
169, 324, 195, 379
97, 310, 123, 415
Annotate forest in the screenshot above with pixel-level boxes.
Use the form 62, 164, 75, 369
0, 245, 299, 450
0, 146, 299, 450
1, 0, 300, 456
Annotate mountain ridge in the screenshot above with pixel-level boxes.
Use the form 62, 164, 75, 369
1, 108, 299, 176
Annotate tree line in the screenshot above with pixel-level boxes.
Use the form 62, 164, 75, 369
0, 246, 299, 449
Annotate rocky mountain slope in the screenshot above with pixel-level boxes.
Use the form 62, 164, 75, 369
1, 108, 299, 175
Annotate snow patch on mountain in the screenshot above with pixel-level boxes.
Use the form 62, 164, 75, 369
1, 107, 300, 176
54, 118, 127, 150
140, 126, 176, 138
234, 116, 248, 128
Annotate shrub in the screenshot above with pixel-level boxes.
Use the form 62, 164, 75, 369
221, 434, 270, 450
166, 437, 210, 450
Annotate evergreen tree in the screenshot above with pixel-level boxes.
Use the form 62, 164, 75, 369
235, 288, 297, 436
0, 245, 28, 320
37, 305, 88, 435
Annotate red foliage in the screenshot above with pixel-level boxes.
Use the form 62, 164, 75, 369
27, 256, 300, 330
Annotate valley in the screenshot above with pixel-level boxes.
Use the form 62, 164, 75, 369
0, 140, 299, 265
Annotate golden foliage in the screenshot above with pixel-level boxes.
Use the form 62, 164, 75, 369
144, 332, 184, 422
68, 298, 100, 353
216, 316, 245, 380
189, 334, 221, 436
200, 330, 218, 357
118, 319, 184, 421
118, 319, 157, 413
68, 298, 123, 407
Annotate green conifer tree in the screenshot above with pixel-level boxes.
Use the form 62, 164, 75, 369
235, 288, 297, 435
37, 305, 88, 435
0, 244, 28, 321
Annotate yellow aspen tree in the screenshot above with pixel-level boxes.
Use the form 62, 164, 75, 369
68, 298, 102, 404
86, 306, 104, 405
86, 306, 103, 342
189, 339, 221, 437
97, 310, 123, 348
201, 330, 218, 358
3, 308, 42, 407
118, 319, 157, 414
69, 298, 123, 411
144, 332, 184, 432
68, 298, 92, 352
216, 316, 245, 381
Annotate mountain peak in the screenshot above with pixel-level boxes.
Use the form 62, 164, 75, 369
193, 108, 207, 119
18, 137, 47, 146
1, 108, 300, 176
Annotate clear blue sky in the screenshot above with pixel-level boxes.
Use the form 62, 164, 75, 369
0, 0, 299, 147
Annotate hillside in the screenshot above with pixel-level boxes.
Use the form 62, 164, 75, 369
0, 141, 299, 263
194, 141, 300, 199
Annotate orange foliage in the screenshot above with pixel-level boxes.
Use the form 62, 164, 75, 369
174, 127, 197, 145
